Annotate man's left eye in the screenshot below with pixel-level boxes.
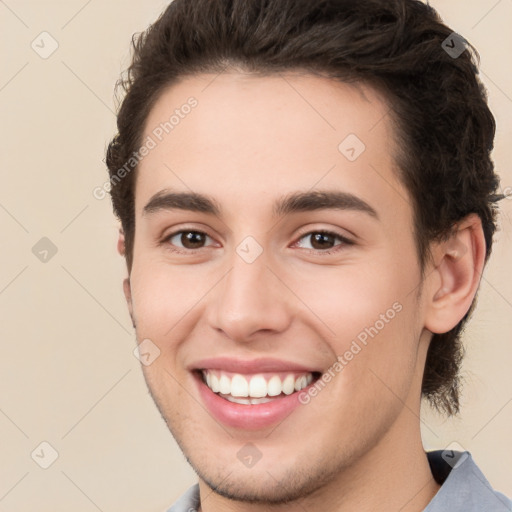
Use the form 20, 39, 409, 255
294, 230, 353, 253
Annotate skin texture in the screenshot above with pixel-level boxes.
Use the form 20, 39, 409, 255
119, 72, 485, 511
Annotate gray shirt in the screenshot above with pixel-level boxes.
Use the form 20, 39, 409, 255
166, 450, 512, 511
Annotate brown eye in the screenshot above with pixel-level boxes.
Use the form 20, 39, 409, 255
309, 232, 337, 250
166, 230, 213, 250
295, 230, 353, 253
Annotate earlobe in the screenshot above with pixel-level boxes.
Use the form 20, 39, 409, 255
424, 214, 486, 334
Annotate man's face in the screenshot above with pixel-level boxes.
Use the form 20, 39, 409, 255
127, 72, 430, 502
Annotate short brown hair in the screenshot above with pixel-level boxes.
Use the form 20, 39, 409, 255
105, 0, 503, 415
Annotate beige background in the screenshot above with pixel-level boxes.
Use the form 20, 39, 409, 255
0, 0, 511, 510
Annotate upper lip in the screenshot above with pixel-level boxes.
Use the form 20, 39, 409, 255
190, 357, 321, 374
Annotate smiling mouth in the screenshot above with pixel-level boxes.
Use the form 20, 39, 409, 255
198, 369, 322, 405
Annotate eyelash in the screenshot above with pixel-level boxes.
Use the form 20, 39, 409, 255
161, 228, 354, 256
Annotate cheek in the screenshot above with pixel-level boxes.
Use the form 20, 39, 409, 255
292, 259, 414, 339
129, 258, 202, 337
293, 256, 421, 389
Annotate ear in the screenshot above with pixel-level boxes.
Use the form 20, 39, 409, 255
424, 213, 486, 334
117, 226, 126, 256
118, 227, 135, 328
123, 277, 136, 328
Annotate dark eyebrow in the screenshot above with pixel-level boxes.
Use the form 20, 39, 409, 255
143, 190, 222, 217
143, 189, 378, 220
274, 190, 378, 219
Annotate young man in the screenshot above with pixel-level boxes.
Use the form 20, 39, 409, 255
105, 0, 511, 510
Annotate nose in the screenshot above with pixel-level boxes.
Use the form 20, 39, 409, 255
206, 250, 293, 343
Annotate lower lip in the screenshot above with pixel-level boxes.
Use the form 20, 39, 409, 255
194, 372, 310, 430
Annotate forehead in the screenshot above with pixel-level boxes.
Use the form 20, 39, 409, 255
135, 72, 410, 223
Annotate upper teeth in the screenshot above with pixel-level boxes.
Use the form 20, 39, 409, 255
202, 370, 313, 398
